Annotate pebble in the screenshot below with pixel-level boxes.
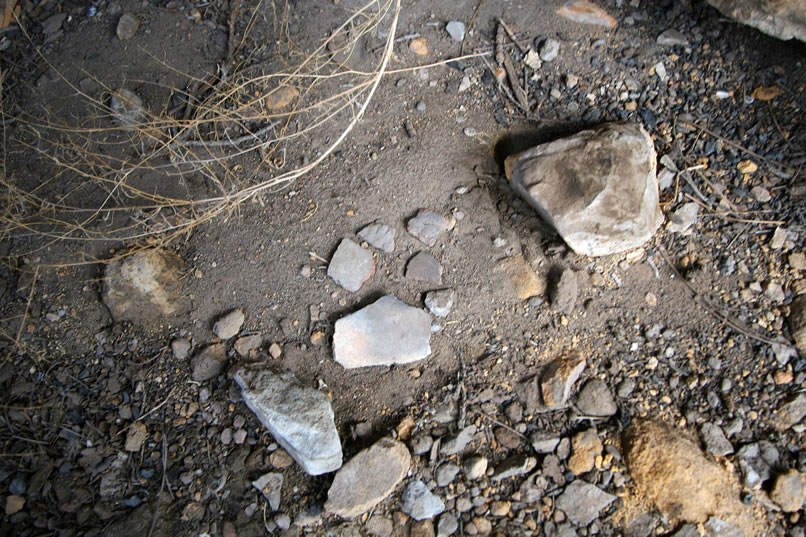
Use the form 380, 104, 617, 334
190, 343, 227, 382
555, 480, 617, 525
539, 351, 587, 409
576, 379, 617, 417
213, 308, 245, 340
531, 432, 560, 454
252, 472, 283, 510
425, 289, 454, 318
656, 29, 689, 46
494, 427, 520, 449
412, 434, 434, 455
539, 38, 560, 61
437, 513, 459, 537
440, 425, 477, 456
325, 438, 411, 518
435, 463, 460, 487
667, 202, 699, 233
401, 480, 445, 520
774, 393, 806, 430
458, 76, 472, 92
704, 517, 744, 537
463, 456, 488, 480
750, 186, 771, 202
270, 449, 294, 468
699, 423, 733, 456
770, 469, 806, 512
552, 268, 578, 314
5, 495, 24, 515
333, 295, 432, 368
406, 252, 443, 284
171, 337, 191, 359
234, 334, 263, 357
446, 21, 465, 42
617, 378, 636, 398
472, 517, 492, 535
116, 12, 140, 40
771, 227, 788, 249
358, 222, 395, 253
498, 256, 545, 300
328, 239, 375, 292
491, 454, 536, 481
221, 428, 233, 445
367, 515, 394, 537
566, 74, 579, 88
416, 101, 427, 112
408, 210, 450, 247
736, 442, 776, 489
410, 520, 435, 537
489, 500, 510, 517
568, 428, 602, 475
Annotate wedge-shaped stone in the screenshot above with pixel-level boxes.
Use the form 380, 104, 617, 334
505, 122, 662, 256
234, 365, 342, 475
333, 295, 432, 368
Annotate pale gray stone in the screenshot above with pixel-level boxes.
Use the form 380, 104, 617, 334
234, 365, 342, 475
552, 268, 577, 314
408, 210, 449, 247
437, 513, 459, 537
401, 480, 445, 520
706, 0, 806, 41
116, 13, 139, 40
234, 334, 263, 357
435, 463, 460, 487
406, 252, 442, 284
213, 308, 245, 340
358, 222, 395, 253
190, 343, 227, 381
325, 438, 410, 518
774, 393, 806, 430
556, 480, 616, 525
539, 38, 560, 61
463, 456, 488, 480
366, 516, 393, 537
328, 239, 375, 292
700, 423, 734, 456
440, 425, 477, 456
505, 122, 662, 256
667, 202, 699, 234
657, 29, 689, 46
333, 295, 432, 368
491, 455, 537, 481
531, 432, 561, 454
252, 472, 283, 511
446, 21, 465, 42
576, 379, 617, 417
704, 516, 744, 537
171, 337, 191, 360
425, 289, 454, 317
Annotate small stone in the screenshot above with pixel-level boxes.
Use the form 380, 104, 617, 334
700, 423, 733, 456
416, 101, 427, 112
736, 443, 775, 489
269, 342, 282, 358
252, 472, 283, 510
556, 0, 617, 28
328, 239, 375, 292
190, 343, 227, 381
524, 49, 542, 70
171, 337, 191, 359
270, 449, 294, 468
770, 469, 806, 512
401, 480, 445, 520
437, 513, 459, 537
498, 256, 545, 300
116, 13, 140, 40
765, 281, 785, 303
410, 37, 428, 56
410, 520, 435, 537
213, 308, 245, 339
568, 428, 602, 475
265, 86, 298, 111
472, 517, 492, 535
435, 463, 461, 487
654, 62, 667, 82
440, 425, 477, 456
5, 495, 24, 515
667, 202, 699, 233
275, 514, 291, 530
463, 456, 488, 480
235, 365, 342, 475
489, 501, 510, 517
541, 351, 586, 409
566, 74, 579, 89
310, 331, 325, 346
411, 434, 434, 455
446, 21, 465, 42
576, 379, 617, 417
406, 252, 443, 284
505, 401, 523, 422
539, 38, 560, 61
551, 268, 579, 315
408, 210, 450, 247
367, 515, 394, 537
617, 378, 636, 398
656, 29, 689, 46
774, 393, 806, 430
531, 432, 561, 453
789, 252, 806, 270
750, 186, 771, 203
425, 289, 454, 317
491, 454, 537, 481
556, 480, 616, 525
235, 334, 263, 357
333, 295, 432, 368
704, 517, 744, 537
358, 223, 395, 253
325, 438, 411, 518
458, 76, 473, 92
494, 427, 521, 449
125, 422, 148, 452
181, 502, 205, 521
788, 296, 806, 353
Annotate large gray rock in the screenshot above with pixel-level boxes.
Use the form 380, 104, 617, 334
707, 0, 806, 41
103, 248, 184, 324
333, 295, 432, 368
234, 365, 342, 475
325, 438, 411, 518
504, 122, 662, 257
556, 480, 617, 525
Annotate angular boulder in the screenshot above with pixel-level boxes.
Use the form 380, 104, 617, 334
325, 438, 411, 518
103, 248, 184, 324
505, 122, 662, 257
234, 365, 342, 475
707, 0, 806, 41
333, 295, 432, 368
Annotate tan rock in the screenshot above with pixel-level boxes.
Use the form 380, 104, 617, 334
541, 351, 586, 408
556, 0, 617, 28
497, 256, 546, 300
568, 428, 602, 475
5, 495, 24, 515
771, 469, 806, 512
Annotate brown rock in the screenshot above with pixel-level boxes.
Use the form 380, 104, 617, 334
771, 469, 806, 512
497, 256, 545, 300
5, 495, 24, 515
489, 500, 511, 517
234, 334, 263, 357
472, 517, 492, 535
556, 0, 617, 28
181, 501, 205, 521
410, 520, 435, 537
568, 428, 602, 475
124, 422, 147, 452
270, 449, 294, 468
541, 351, 586, 408
774, 393, 806, 431
494, 427, 521, 450
190, 343, 227, 382
265, 86, 299, 110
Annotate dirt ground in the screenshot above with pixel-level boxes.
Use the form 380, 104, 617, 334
1, 0, 806, 536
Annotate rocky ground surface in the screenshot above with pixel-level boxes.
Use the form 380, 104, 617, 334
1, 1, 806, 537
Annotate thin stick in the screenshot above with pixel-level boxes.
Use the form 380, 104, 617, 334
496, 18, 527, 54
479, 413, 528, 439
460, 0, 486, 56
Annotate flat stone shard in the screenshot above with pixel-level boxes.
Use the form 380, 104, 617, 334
505, 122, 662, 257
408, 210, 450, 247
333, 295, 432, 368
406, 252, 443, 284
328, 239, 375, 292
103, 248, 184, 324
325, 438, 411, 518
425, 289, 455, 317
252, 472, 283, 511
358, 223, 395, 253
213, 308, 245, 340
190, 343, 227, 381
556, 480, 616, 525
234, 365, 342, 475
541, 352, 586, 409
401, 480, 445, 520
706, 0, 806, 42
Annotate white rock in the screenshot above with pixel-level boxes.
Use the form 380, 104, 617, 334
667, 202, 699, 234
446, 21, 465, 42
328, 239, 375, 292
234, 365, 342, 475
252, 472, 283, 511
213, 308, 245, 339
401, 480, 445, 520
358, 223, 395, 253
